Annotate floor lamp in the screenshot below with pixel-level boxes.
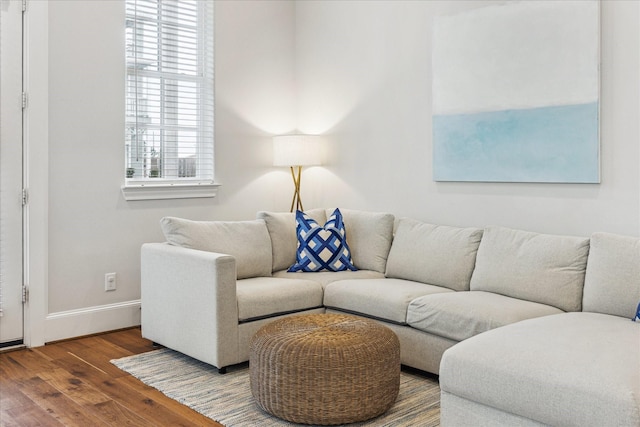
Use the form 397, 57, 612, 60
273, 135, 322, 212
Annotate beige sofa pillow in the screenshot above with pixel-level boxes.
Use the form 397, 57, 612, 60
160, 217, 272, 279
257, 209, 326, 272
582, 232, 640, 319
328, 209, 395, 273
385, 218, 483, 291
470, 226, 590, 312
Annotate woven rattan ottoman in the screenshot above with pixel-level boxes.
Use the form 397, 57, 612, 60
249, 313, 400, 425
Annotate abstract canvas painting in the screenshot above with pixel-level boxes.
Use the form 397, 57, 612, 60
432, 0, 600, 183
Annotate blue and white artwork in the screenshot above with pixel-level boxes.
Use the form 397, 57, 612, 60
432, 1, 600, 183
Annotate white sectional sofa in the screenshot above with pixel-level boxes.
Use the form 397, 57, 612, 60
141, 209, 640, 426
439, 231, 640, 427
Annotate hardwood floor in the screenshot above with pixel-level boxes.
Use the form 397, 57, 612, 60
0, 328, 223, 426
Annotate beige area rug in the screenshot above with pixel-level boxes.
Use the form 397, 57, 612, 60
112, 348, 440, 426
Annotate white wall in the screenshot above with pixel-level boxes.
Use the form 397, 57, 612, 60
35, 0, 639, 343
42, 0, 297, 342
296, 0, 640, 237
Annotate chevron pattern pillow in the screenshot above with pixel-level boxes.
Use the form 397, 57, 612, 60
288, 208, 357, 272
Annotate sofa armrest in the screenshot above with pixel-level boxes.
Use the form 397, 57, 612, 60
141, 243, 239, 369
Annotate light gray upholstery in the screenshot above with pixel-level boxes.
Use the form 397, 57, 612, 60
385, 218, 483, 291
440, 312, 640, 427
236, 277, 323, 322
272, 269, 384, 288
440, 392, 547, 427
407, 291, 563, 341
324, 278, 454, 324
470, 226, 590, 312
327, 308, 458, 375
141, 243, 239, 369
331, 208, 395, 273
145, 206, 638, 426
257, 209, 327, 272
160, 217, 272, 279
583, 232, 640, 318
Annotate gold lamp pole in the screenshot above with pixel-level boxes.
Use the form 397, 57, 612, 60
273, 135, 322, 213
290, 165, 304, 212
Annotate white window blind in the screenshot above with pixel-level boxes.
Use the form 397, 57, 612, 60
125, 0, 214, 185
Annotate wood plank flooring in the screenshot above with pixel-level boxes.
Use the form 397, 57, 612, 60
0, 328, 223, 426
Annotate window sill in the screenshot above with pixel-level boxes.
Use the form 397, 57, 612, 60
121, 182, 221, 201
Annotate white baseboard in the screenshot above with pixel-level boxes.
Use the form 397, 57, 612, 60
45, 300, 141, 343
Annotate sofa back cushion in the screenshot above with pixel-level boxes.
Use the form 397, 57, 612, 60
160, 217, 272, 279
257, 209, 327, 272
385, 219, 483, 291
582, 232, 640, 318
328, 208, 395, 273
470, 226, 590, 312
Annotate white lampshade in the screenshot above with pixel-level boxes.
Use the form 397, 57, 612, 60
273, 135, 323, 167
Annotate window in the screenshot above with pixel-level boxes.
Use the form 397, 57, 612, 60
123, 0, 216, 200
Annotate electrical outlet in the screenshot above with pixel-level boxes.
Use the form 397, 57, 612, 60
105, 273, 117, 291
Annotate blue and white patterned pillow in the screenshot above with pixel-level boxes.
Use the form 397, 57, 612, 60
288, 208, 357, 272
634, 302, 640, 322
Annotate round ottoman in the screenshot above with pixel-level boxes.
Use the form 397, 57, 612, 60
249, 313, 400, 425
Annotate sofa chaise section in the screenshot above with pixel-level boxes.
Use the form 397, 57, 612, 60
439, 231, 640, 427
440, 312, 640, 427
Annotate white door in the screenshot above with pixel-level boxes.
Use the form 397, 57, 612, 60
0, 0, 24, 346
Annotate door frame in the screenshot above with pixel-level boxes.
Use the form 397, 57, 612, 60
22, 0, 48, 348
1, 0, 25, 346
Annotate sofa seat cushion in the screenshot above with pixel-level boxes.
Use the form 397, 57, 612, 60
440, 312, 640, 427
385, 218, 483, 291
470, 226, 590, 312
236, 277, 323, 323
324, 278, 454, 324
272, 269, 384, 288
407, 291, 563, 341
